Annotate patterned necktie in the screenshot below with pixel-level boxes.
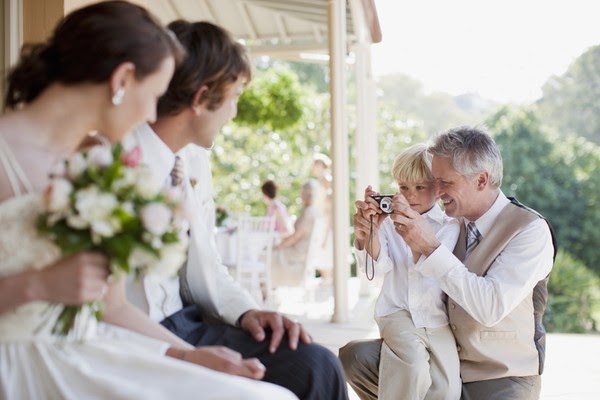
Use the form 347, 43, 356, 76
465, 221, 482, 257
170, 155, 184, 187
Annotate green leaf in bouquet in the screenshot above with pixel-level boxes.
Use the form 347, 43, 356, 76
161, 231, 180, 244
103, 234, 136, 273
45, 221, 94, 254
52, 305, 81, 336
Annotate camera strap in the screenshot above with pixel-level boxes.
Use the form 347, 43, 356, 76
365, 215, 375, 281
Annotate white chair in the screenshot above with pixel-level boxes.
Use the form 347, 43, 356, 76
231, 215, 276, 307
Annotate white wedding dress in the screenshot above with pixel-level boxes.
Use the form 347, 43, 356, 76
0, 140, 296, 400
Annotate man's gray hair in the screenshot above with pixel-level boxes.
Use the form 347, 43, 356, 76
428, 126, 503, 188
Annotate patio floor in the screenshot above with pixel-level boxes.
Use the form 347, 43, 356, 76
274, 278, 600, 400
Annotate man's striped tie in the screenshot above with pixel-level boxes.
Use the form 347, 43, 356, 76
465, 221, 481, 257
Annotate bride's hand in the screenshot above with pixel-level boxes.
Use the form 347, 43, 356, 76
167, 346, 266, 380
36, 252, 111, 305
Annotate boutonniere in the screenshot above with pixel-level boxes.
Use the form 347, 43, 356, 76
190, 177, 198, 188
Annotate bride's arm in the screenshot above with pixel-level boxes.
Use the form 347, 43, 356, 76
102, 278, 266, 379
101, 277, 194, 349
0, 252, 110, 315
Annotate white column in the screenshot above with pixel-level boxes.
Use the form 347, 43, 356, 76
2, 0, 23, 110
353, 42, 379, 295
328, 0, 349, 323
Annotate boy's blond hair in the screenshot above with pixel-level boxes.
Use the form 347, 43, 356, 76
391, 143, 434, 183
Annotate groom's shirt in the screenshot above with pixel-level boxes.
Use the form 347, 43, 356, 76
123, 124, 183, 322
123, 124, 259, 324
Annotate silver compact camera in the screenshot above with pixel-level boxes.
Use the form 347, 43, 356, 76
371, 194, 394, 214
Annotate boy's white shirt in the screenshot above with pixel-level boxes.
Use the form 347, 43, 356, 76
354, 203, 459, 329
123, 123, 259, 325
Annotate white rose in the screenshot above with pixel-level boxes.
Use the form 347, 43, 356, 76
43, 178, 73, 213
91, 217, 121, 238
141, 202, 172, 236
86, 146, 113, 167
66, 213, 89, 229
121, 201, 134, 215
75, 187, 118, 236
67, 152, 87, 179
147, 242, 187, 279
128, 247, 157, 271
134, 166, 162, 199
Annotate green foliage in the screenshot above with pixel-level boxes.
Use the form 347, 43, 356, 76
286, 61, 329, 94
487, 106, 600, 274
213, 86, 330, 218
235, 65, 305, 130
537, 45, 600, 145
545, 250, 600, 333
376, 101, 429, 192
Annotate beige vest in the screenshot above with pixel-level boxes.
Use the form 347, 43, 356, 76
449, 201, 550, 382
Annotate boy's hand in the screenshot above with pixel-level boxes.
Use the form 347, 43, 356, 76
354, 186, 389, 249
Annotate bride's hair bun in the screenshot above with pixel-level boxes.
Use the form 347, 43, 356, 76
5, 43, 58, 107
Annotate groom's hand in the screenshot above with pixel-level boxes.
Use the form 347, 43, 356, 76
240, 309, 313, 353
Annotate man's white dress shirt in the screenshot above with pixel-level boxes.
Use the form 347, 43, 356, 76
416, 192, 554, 327
124, 124, 259, 324
355, 203, 460, 329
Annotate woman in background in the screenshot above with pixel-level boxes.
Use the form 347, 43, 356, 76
271, 179, 319, 287
261, 179, 292, 235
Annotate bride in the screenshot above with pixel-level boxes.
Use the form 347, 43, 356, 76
0, 1, 295, 399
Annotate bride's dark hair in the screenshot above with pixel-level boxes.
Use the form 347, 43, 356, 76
5, 0, 184, 108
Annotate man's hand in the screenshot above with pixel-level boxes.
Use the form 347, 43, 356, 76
389, 198, 440, 257
239, 309, 313, 353
170, 346, 266, 380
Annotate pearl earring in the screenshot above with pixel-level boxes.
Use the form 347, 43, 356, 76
111, 87, 125, 106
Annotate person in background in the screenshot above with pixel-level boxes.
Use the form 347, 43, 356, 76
340, 126, 555, 400
271, 179, 320, 287
347, 143, 461, 400
261, 179, 293, 235
310, 153, 334, 282
125, 20, 348, 400
0, 2, 295, 399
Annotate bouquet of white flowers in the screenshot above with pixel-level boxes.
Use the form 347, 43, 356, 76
38, 143, 188, 336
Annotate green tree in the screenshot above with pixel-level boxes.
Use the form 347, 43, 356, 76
487, 106, 600, 274
544, 250, 600, 333
213, 86, 330, 218
537, 44, 600, 145
235, 64, 305, 131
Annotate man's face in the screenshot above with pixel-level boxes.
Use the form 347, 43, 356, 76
191, 77, 245, 149
431, 155, 480, 220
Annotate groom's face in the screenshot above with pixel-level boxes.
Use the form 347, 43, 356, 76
190, 78, 244, 149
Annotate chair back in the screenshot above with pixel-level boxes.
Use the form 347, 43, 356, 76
233, 215, 276, 305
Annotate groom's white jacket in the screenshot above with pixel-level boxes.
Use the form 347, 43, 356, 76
124, 124, 259, 325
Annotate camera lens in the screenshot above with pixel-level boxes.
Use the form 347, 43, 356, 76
380, 197, 393, 213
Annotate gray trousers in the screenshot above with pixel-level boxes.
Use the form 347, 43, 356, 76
338, 339, 541, 400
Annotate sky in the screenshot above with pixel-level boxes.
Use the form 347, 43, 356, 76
371, 0, 600, 103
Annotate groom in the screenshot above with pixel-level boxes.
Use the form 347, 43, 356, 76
126, 20, 348, 400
